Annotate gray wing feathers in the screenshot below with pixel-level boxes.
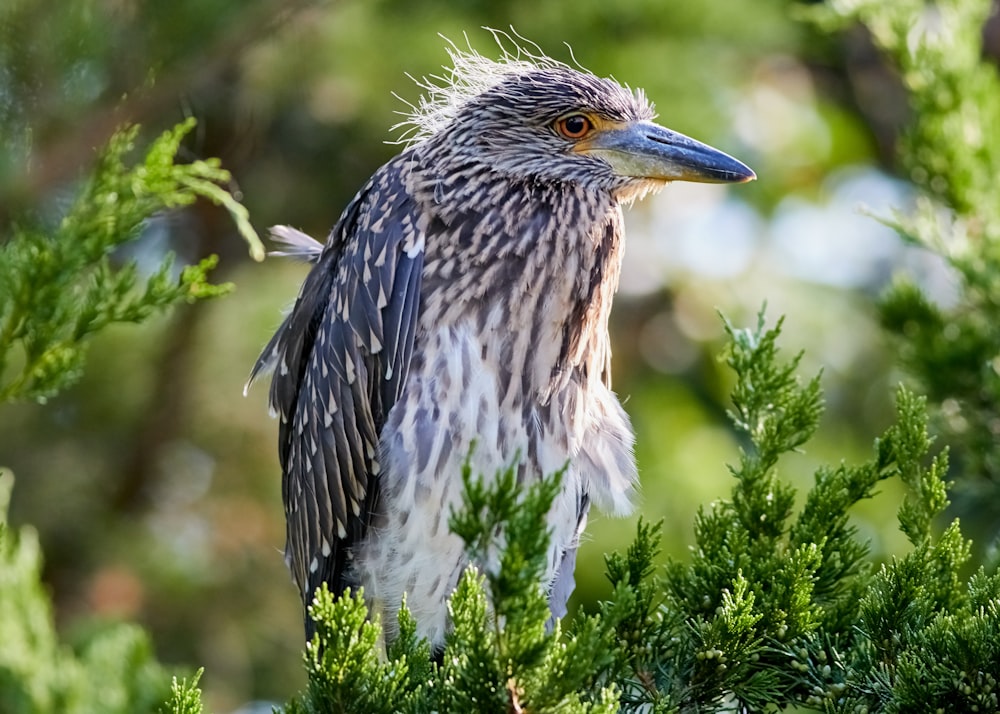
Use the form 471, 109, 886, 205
247, 160, 424, 607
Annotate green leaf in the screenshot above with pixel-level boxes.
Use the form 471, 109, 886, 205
0, 120, 252, 403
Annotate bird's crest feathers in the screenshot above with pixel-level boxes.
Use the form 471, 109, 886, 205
390, 29, 618, 146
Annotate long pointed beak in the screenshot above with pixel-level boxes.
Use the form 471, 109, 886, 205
575, 121, 755, 184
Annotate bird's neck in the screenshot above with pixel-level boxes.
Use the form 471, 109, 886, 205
414, 163, 625, 396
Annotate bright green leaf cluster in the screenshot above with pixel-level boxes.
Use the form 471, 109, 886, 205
0, 119, 263, 404
161, 670, 205, 714
442, 463, 618, 713
282, 588, 430, 714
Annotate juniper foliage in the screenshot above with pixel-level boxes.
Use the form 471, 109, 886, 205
161, 670, 206, 714
4, 0, 1000, 711
0, 470, 177, 714
4, 308, 998, 711
282, 463, 620, 714
0, 118, 263, 404
150, 310, 995, 713
815, 0, 1000, 551
0, 117, 262, 711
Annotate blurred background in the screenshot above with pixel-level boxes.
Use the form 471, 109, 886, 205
1, 0, 994, 710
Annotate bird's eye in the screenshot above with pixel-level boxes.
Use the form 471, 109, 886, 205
555, 114, 593, 140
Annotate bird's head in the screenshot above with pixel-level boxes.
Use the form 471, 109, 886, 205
399, 40, 755, 203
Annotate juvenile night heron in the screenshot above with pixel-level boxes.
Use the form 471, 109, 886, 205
248, 42, 754, 648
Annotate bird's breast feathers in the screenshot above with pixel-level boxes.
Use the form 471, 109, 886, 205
378, 319, 637, 518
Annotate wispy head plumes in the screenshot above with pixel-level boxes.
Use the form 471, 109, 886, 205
389, 29, 586, 146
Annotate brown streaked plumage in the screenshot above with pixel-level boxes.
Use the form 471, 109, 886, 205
248, 40, 754, 648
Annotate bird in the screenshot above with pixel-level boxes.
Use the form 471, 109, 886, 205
247, 39, 755, 651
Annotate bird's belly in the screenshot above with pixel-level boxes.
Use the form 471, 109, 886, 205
354, 322, 596, 647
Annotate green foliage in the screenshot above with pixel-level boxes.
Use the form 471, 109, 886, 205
441, 463, 618, 714
282, 588, 429, 714
602, 313, 984, 712
6, 306, 999, 712
4, 1, 1000, 711
0, 118, 263, 404
816, 0, 1000, 543
608, 312, 996, 713
161, 671, 205, 714
156, 312, 996, 713
0, 469, 178, 713
0, 114, 265, 711
448, 458, 562, 665
281, 462, 619, 714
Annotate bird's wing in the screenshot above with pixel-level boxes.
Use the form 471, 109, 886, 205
248, 160, 424, 617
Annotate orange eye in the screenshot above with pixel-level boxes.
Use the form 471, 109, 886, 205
555, 114, 593, 139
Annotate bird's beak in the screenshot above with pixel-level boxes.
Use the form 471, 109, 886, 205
574, 121, 755, 184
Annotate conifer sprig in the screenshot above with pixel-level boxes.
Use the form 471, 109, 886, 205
0, 119, 262, 403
